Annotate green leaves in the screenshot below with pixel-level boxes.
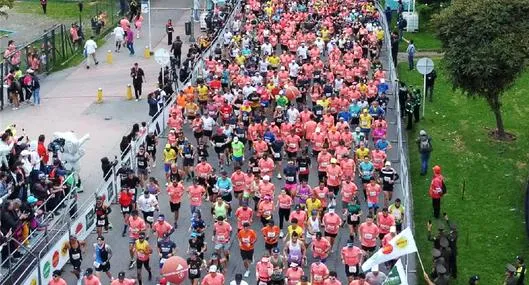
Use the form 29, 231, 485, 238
433, 0, 529, 136
0, 0, 14, 17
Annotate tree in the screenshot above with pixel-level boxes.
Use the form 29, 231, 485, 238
0, 0, 14, 17
433, 0, 529, 139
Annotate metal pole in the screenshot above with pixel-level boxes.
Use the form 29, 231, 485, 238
422, 73, 426, 118
148, 0, 152, 51
189, 0, 196, 43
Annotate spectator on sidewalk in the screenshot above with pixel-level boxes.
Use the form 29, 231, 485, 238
113, 23, 125, 53
126, 27, 135, 55
171, 36, 183, 67
84, 36, 99, 69
130, 63, 145, 101
166, 19, 174, 45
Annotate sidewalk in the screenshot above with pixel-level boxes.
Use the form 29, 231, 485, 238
0, 0, 198, 195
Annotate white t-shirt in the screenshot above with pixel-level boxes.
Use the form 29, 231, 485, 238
297, 45, 308, 59
84, 39, 98, 54
261, 43, 273, 55
287, 108, 300, 124
113, 26, 124, 41
288, 63, 299, 77
202, 116, 217, 131
137, 195, 158, 212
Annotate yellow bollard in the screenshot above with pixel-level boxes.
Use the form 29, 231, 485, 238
144, 46, 150, 59
126, 84, 133, 100
106, 50, 113, 64
96, 88, 103, 103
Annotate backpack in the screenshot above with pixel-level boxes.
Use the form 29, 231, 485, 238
419, 137, 432, 152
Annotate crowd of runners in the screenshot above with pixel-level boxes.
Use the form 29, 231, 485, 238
51, 0, 415, 284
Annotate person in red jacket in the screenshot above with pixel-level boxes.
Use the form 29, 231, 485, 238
37, 134, 49, 167
429, 165, 445, 219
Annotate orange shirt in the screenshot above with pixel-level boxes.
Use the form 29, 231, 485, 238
231, 171, 247, 192
365, 183, 381, 204
128, 217, 146, 239
259, 158, 275, 175
377, 213, 395, 234
167, 182, 184, 204
312, 237, 331, 259
323, 213, 342, 234
214, 222, 232, 244
237, 229, 257, 251
188, 185, 205, 206
261, 226, 280, 244
49, 278, 68, 285
153, 221, 173, 238
311, 262, 329, 285
359, 222, 379, 248
258, 181, 275, 198
326, 165, 342, 186
317, 152, 332, 172
340, 158, 356, 179
201, 273, 225, 285
341, 181, 357, 203
258, 200, 274, 217
83, 276, 101, 285
235, 207, 253, 229
341, 246, 362, 265
278, 194, 293, 209
195, 163, 213, 177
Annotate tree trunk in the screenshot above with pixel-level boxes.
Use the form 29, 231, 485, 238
488, 94, 506, 139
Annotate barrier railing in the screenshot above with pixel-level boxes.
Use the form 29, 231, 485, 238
12, 1, 243, 284
376, 1, 416, 283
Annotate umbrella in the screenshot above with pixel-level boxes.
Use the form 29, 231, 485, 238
161, 256, 189, 284
284, 85, 300, 101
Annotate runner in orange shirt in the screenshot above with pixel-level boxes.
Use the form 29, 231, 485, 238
341, 239, 364, 282
377, 207, 396, 240
152, 214, 174, 241
201, 265, 225, 285
358, 215, 380, 256
167, 180, 184, 227
322, 207, 342, 249
326, 158, 343, 195
261, 220, 281, 253
128, 210, 147, 269
310, 258, 329, 285
311, 232, 331, 262
235, 202, 254, 230
237, 222, 257, 277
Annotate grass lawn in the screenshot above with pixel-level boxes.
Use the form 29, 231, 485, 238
12, 0, 104, 22
400, 29, 442, 52
398, 61, 529, 284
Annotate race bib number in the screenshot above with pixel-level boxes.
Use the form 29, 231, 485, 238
363, 170, 371, 176
93, 261, 100, 268
146, 215, 154, 222
190, 269, 199, 275
299, 167, 307, 172
185, 154, 192, 158
253, 167, 260, 172
192, 197, 199, 202
321, 162, 328, 167
288, 143, 297, 148
215, 142, 224, 147
384, 176, 391, 182
264, 210, 272, 216
364, 233, 373, 239
97, 220, 106, 226
217, 235, 226, 242
122, 206, 130, 212
314, 275, 323, 281
318, 193, 325, 198
160, 258, 166, 264
351, 214, 359, 222
236, 181, 244, 186
72, 253, 81, 260
147, 145, 154, 151
349, 265, 357, 273
274, 153, 281, 158
242, 237, 250, 244
369, 191, 377, 197
287, 176, 294, 182
267, 232, 276, 238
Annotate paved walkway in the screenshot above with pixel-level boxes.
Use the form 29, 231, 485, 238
397, 51, 444, 63
1, 0, 198, 195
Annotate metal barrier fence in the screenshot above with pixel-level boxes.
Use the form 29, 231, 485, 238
0, 1, 243, 284
376, 1, 416, 283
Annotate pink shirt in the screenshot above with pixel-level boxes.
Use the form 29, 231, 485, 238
111, 279, 136, 285
188, 185, 205, 206
83, 276, 101, 285
311, 263, 329, 285
323, 213, 342, 234
201, 273, 225, 285
359, 222, 379, 248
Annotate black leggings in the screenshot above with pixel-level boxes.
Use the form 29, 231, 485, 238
278, 208, 291, 230
133, 83, 142, 99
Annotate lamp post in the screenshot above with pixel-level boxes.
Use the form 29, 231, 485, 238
148, 0, 152, 51
78, 1, 83, 30
189, 0, 195, 43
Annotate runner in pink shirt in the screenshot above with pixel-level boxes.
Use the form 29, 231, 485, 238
167, 180, 184, 227
188, 180, 206, 213
377, 208, 396, 239
310, 259, 329, 285
322, 208, 342, 249
201, 265, 225, 285
110, 272, 136, 285
358, 215, 380, 254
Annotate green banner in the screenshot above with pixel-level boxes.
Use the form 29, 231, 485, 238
383, 264, 403, 285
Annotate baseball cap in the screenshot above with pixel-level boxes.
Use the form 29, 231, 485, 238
263, 175, 270, 181
272, 248, 280, 254
118, 272, 126, 279
209, 265, 218, 272
85, 268, 94, 276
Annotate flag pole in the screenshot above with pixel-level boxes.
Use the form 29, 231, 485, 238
415, 250, 427, 273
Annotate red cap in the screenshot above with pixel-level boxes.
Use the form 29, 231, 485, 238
433, 165, 441, 174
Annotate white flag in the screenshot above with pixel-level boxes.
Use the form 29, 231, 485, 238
382, 259, 408, 285
361, 227, 417, 271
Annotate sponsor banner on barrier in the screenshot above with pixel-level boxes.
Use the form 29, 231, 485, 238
70, 204, 96, 241
23, 230, 70, 285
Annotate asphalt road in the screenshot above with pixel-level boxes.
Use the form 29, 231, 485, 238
60, 3, 407, 285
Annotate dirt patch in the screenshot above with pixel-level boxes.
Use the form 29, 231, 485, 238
487, 129, 517, 142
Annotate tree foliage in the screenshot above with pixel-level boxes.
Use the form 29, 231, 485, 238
433, 0, 529, 138
0, 0, 14, 17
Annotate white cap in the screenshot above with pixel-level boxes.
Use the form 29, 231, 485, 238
390, 226, 397, 233
233, 137, 239, 142
419, 130, 427, 136
385, 161, 391, 167
372, 264, 379, 272
209, 265, 217, 272
263, 175, 270, 181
